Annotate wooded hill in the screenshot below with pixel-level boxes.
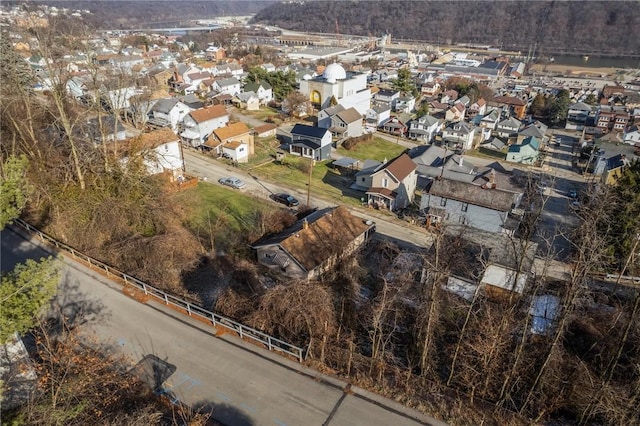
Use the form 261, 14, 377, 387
4, 1, 275, 30
251, 1, 640, 57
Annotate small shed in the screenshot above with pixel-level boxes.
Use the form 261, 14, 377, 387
332, 156, 360, 175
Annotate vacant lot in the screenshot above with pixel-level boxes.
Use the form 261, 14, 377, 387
176, 182, 274, 234
251, 156, 364, 207
337, 137, 406, 162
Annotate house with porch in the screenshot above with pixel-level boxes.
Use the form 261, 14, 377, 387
361, 153, 418, 211
496, 116, 522, 139
251, 206, 375, 280
318, 104, 346, 129
289, 124, 332, 161
147, 98, 191, 131
329, 107, 363, 138
381, 117, 408, 136
422, 178, 522, 234
364, 103, 392, 131
442, 122, 476, 151
180, 105, 230, 148
408, 115, 442, 143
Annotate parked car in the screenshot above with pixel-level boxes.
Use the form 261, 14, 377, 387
218, 176, 246, 189
271, 193, 299, 207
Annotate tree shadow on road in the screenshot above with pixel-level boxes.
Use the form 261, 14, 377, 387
193, 400, 256, 426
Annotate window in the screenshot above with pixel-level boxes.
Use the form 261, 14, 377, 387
440, 198, 447, 207
458, 215, 466, 224
461, 202, 469, 212
382, 178, 389, 188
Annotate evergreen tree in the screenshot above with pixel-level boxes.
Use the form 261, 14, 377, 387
392, 67, 416, 97
1, 257, 60, 343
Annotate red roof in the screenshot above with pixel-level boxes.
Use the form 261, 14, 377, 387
377, 153, 417, 182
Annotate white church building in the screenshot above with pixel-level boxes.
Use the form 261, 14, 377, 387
299, 63, 371, 116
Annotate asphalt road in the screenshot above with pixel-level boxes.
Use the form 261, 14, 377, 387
1, 227, 446, 426
183, 149, 432, 250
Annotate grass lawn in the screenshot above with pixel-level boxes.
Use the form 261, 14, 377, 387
467, 147, 507, 160
236, 106, 280, 121
336, 137, 406, 162
251, 156, 365, 208
175, 182, 273, 232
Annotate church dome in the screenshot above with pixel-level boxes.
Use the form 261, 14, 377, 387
323, 63, 346, 82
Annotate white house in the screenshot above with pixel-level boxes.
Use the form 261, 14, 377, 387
212, 77, 241, 96
122, 128, 184, 180
364, 103, 392, 131
442, 122, 476, 151
180, 105, 230, 147
148, 98, 192, 131
408, 115, 442, 143
243, 80, 273, 104
222, 140, 250, 163
623, 126, 640, 145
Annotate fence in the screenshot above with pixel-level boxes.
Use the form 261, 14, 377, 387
14, 219, 306, 362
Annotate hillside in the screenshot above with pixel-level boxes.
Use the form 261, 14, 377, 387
4, 1, 275, 29
250, 1, 640, 57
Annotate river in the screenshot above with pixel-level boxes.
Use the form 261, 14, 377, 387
544, 55, 640, 70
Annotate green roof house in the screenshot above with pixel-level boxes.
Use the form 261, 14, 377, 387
506, 136, 540, 164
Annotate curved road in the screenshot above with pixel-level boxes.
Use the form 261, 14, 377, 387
1, 227, 446, 426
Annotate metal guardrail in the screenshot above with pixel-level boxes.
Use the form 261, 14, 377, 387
14, 218, 306, 362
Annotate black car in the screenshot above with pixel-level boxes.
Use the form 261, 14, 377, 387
271, 193, 299, 207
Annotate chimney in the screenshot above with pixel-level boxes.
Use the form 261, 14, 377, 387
489, 168, 496, 188
302, 219, 309, 230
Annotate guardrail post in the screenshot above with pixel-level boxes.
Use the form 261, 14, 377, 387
239, 326, 244, 340
211, 313, 216, 327
163, 293, 168, 305
88, 258, 92, 267
142, 283, 148, 295
187, 304, 191, 316
268, 336, 272, 351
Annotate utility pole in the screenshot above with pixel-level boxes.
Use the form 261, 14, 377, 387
306, 157, 313, 207
614, 233, 640, 293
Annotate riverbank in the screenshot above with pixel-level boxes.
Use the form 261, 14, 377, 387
529, 63, 619, 77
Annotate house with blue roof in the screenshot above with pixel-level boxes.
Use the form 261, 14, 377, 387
289, 124, 332, 161
506, 136, 540, 164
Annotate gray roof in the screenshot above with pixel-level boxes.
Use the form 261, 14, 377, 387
336, 107, 362, 124
429, 178, 516, 212
519, 122, 547, 139
322, 104, 346, 117
498, 117, 521, 129
151, 98, 180, 113
333, 157, 359, 168
482, 137, 507, 151
417, 114, 440, 127
569, 102, 593, 112
237, 91, 258, 102
445, 121, 474, 135
291, 124, 329, 139
217, 77, 240, 87
371, 103, 391, 114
